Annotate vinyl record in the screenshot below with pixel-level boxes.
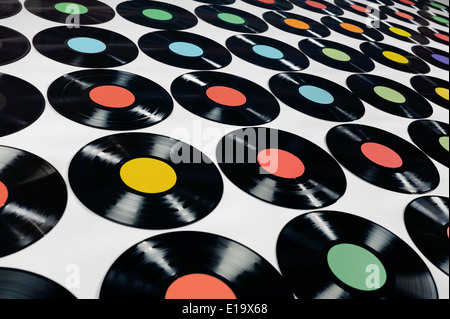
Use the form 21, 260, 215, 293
68, 132, 223, 230
0, 146, 67, 258
334, 0, 388, 20
0, 268, 76, 299
321, 15, 384, 42
346, 74, 433, 119
375, 20, 430, 44
269, 72, 365, 122
290, 0, 344, 15
33, 26, 138, 68
276, 211, 438, 299
0, 26, 30, 66
365, 0, 394, 5
404, 196, 449, 275
138, 30, 232, 70
418, 10, 449, 27
380, 6, 430, 26
226, 34, 309, 71
410, 75, 448, 109
195, 5, 268, 33
408, 120, 449, 167
24, 0, 115, 25
171, 71, 280, 126
262, 11, 331, 38
0, 0, 21, 19
194, 0, 235, 4
116, 0, 198, 30
216, 127, 347, 209
411, 45, 449, 70
241, 0, 293, 10
100, 231, 294, 299
426, 1, 449, 12
299, 38, 375, 73
418, 26, 449, 45
47, 69, 173, 131
391, 0, 429, 10
360, 41, 430, 74
0, 73, 45, 137
326, 124, 440, 194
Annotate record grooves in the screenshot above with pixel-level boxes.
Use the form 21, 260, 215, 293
0, 26, 31, 66
380, 6, 430, 26
375, 20, 429, 44
411, 45, 449, 70
100, 231, 294, 299
334, 0, 388, 20
410, 75, 449, 109
262, 11, 331, 38
418, 26, 449, 45
0, 0, 22, 19
321, 15, 384, 42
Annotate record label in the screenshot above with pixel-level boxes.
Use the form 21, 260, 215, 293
410, 75, 449, 109
0, 26, 31, 66
290, 0, 344, 15
241, 0, 294, 10
263, 11, 331, 38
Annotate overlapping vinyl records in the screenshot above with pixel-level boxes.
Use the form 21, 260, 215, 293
0, 26, 30, 66
0, 146, 67, 258
171, 71, 280, 126
68, 133, 223, 229
276, 211, 438, 299
33, 26, 138, 68
262, 11, 331, 38
0, 0, 21, 19
47, 69, 173, 130
100, 231, 294, 299
410, 75, 449, 109
216, 127, 347, 209
404, 196, 449, 275
326, 124, 440, 194
0, 268, 76, 299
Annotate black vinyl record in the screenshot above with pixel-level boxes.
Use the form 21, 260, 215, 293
195, 5, 268, 33
216, 127, 347, 209
380, 5, 430, 26
263, 11, 331, 38
418, 26, 449, 46
116, 0, 198, 30
334, 0, 388, 20
100, 231, 294, 299
411, 45, 449, 70
426, 1, 449, 12
0, 73, 45, 137
417, 10, 449, 27
290, 0, 344, 15
0, 268, 76, 299
138, 30, 232, 70
68, 132, 223, 230
194, 0, 235, 4
241, 0, 293, 10
0, 26, 31, 66
404, 196, 449, 275
408, 120, 449, 167
33, 26, 138, 68
0, 146, 67, 258
24, 0, 115, 25
346, 73, 433, 119
171, 71, 280, 126
360, 41, 430, 74
321, 15, 384, 42
410, 75, 449, 109
269, 72, 365, 122
299, 38, 375, 73
276, 211, 438, 299
375, 20, 429, 44
391, 0, 429, 9
364, 0, 394, 5
0, 0, 21, 19
47, 69, 173, 131
326, 124, 440, 194
226, 34, 309, 71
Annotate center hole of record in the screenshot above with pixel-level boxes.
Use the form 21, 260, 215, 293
322, 48, 351, 62
206, 86, 247, 107
439, 136, 449, 152
298, 85, 334, 104
389, 27, 411, 37
373, 86, 406, 104
350, 4, 371, 13
382, 51, 409, 64
327, 243, 387, 291
252, 45, 284, 60
361, 142, 403, 168
142, 8, 173, 21
165, 274, 237, 299
67, 37, 107, 54
169, 42, 204, 57
89, 85, 135, 108
257, 149, 305, 179
217, 13, 246, 25
305, 1, 327, 9
120, 158, 177, 194
54, 2, 89, 14
0, 181, 8, 208
435, 87, 449, 100
340, 23, 364, 33
431, 54, 449, 65
394, 11, 414, 20
284, 18, 310, 30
